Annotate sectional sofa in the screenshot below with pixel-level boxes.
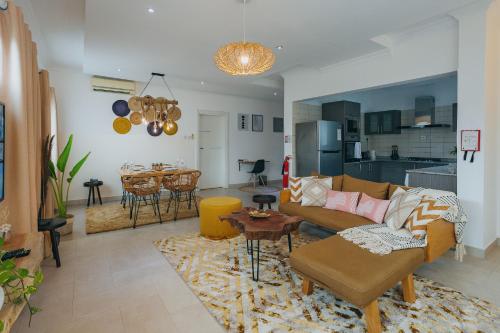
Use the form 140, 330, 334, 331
279, 174, 456, 333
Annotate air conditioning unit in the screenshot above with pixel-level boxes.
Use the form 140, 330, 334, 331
91, 76, 136, 95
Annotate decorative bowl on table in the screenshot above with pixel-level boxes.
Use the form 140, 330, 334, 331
248, 210, 271, 219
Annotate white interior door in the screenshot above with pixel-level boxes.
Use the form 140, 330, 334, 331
199, 114, 227, 189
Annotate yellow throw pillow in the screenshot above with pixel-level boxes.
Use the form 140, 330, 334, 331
405, 197, 449, 239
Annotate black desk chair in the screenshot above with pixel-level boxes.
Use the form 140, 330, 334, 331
248, 159, 266, 188
38, 218, 67, 267
84, 179, 103, 207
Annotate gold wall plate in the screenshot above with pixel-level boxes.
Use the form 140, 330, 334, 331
168, 106, 182, 121
113, 117, 132, 134
128, 96, 142, 111
130, 111, 143, 125
163, 121, 178, 135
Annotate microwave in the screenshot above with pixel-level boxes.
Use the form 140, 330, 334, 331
345, 117, 360, 141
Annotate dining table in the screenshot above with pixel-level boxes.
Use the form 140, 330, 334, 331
119, 165, 198, 177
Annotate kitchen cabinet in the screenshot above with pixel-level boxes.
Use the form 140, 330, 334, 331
344, 163, 361, 179
364, 110, 401, 135
344, 162, 380, 182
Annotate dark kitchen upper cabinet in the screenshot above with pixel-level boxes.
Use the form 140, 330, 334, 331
364, 110, 401, 135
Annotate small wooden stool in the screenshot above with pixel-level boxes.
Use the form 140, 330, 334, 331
252, 194, 277, 210
84, 179, 103, 207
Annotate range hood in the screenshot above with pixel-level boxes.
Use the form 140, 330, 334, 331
399, 96, 451, 129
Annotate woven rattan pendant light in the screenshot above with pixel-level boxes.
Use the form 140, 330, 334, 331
214, 0, 275, 76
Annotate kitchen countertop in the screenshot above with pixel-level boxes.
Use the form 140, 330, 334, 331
344, 157, 456, 165
406, 164, 457, 176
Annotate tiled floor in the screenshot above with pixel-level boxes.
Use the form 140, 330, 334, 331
12, 188, 500, 333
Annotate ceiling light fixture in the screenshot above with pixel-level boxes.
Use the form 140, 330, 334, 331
214, 0, 275, 76
200, 81, 205, 85
276, 45, 284, 51
147, 7, 155, 13
273, 92, 278, 96
117, 68, 121, 72
0, 0, 8, 10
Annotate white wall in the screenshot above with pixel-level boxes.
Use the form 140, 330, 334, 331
486, 1, 500, 240
50, 68, 283, 201
281, 3, 498, 253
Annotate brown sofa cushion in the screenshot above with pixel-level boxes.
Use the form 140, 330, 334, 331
279, 202, 373, 231
310, 173, 343, 191
290, 235, 424, 307
388, 184, 411, 198
342, 175, 389, 199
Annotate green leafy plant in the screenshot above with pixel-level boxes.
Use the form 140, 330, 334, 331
0, 237, 44, 331
48, 134, 91, 218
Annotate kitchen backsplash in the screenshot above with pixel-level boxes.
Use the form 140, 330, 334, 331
361, 105, 457, 159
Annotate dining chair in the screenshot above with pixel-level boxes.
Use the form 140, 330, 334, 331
248, 159, 266, 188
124, 173, 162, 228
162, 171, 201, 221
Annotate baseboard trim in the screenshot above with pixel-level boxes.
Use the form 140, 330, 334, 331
465, 239, 498, 259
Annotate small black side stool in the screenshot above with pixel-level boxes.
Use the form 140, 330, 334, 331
252, 194, 277, 210
84, 179, 103, 207
38, 217, 67, 268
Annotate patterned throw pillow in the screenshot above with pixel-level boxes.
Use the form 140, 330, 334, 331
289, 177, 305, 202
405, 196, 449, 239
385, 188, 422, 230
301, 177, 332, 207
323, 190, 360, 213
355, 193, 390, 224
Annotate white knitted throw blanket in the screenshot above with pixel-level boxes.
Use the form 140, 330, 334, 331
339, 188, 468, 262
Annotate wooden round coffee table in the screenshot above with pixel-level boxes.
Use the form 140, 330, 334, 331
219, 208, 304, 281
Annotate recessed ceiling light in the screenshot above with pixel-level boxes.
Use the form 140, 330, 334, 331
117, 68, 121, 72
273, 92, 278, 96
147, 7, 155, 13
276, 45, 284, 51
200, 81, 205, 85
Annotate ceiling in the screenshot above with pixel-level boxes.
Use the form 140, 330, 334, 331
24, 0, 478, 100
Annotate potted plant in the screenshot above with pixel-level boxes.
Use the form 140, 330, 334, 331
48, 135, 90, 235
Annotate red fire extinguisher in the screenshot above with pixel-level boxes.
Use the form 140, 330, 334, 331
282, 156, 290, 189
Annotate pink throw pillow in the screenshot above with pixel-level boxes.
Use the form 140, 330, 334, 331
355, 193, 390, 224
323, 190, 360, 214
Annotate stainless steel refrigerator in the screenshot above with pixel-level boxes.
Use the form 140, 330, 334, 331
296, 121, 343, 177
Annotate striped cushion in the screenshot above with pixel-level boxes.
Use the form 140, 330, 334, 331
405, 196, 449, 239
385, 188, 422, 230
289, 177, 306, 202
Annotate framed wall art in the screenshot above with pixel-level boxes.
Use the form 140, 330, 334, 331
252, 114, 263, 132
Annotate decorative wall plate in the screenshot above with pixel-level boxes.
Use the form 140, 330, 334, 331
163, 120, 178, 136
113, 117, 132, 134
144, 107, 157, 123
128, 96, 142, 111
130, 111, 143, 125
168, 106, 182, 121
112, 100, 130, 117
147, 121, 163, 136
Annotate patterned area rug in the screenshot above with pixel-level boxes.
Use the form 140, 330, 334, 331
86, 198, 200, 234
154, 233, 500, 333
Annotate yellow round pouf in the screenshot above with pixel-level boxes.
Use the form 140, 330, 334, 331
200, 197, 242, 240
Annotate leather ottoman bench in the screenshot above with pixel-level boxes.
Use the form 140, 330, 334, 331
290, 235, 425, 333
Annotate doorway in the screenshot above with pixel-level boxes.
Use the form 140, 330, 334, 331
198, 112, 229, 189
